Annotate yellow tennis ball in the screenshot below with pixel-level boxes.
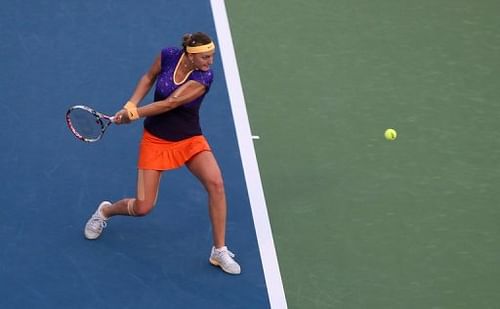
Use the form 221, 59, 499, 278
384, 128, 397, 141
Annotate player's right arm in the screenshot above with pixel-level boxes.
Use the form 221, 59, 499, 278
128, 54, 161, 104
114, 54, 161, 124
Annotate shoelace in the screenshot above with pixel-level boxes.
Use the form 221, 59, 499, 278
88, 215, 107, 232
218, 249, 236, 264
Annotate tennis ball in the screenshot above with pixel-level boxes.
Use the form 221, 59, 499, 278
384, 128, 397, 141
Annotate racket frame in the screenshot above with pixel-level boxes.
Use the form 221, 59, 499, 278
66, 105, 114, 142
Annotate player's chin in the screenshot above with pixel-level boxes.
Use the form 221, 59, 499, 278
199, 66, 210, 71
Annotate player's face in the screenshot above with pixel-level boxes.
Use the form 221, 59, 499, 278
192, 51, 214, 71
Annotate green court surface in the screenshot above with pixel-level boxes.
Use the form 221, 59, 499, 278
226, 0, 500, 308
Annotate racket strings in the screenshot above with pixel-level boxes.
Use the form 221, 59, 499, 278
68, 109, 104, 141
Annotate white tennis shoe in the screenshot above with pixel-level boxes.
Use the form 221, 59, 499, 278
84, 201, 111, 240
209, 246, 241, 275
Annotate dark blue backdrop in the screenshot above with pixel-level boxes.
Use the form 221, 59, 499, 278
0, 1, 269, 308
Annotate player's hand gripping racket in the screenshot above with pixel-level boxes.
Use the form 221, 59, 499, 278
66, 105, 115, 142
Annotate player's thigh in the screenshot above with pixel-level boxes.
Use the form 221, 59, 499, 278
186, 151, 223, 190
137, 169, 162, 202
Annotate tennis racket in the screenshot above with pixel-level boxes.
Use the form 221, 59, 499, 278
66, 105, 115, 142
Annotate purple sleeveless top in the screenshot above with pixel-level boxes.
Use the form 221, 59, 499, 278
143, 47, 214, 141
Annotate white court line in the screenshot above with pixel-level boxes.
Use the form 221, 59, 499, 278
210, 1, 288, 308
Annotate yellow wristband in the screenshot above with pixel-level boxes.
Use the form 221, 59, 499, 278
123, 101, 139, 120
126, 107, 139, 120
123, 101, 136, 109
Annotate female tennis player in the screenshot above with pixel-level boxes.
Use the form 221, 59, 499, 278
83, 32, 240, 275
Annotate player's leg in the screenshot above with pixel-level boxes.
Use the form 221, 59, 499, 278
186, 151, 241, 275
186, 151, 226, 247
84, 169, 162, 239
102, 169, 162, 217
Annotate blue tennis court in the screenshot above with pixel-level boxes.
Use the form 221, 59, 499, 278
0, 1, 285, 308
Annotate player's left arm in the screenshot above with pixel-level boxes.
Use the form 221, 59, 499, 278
136, 80, 206, 117
114, 80, 206, 124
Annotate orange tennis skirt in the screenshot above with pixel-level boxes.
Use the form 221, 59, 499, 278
138, 130, 211, 170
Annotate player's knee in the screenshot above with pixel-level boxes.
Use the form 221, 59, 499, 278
206, 177, 225, 195
132, 200, 155, 217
